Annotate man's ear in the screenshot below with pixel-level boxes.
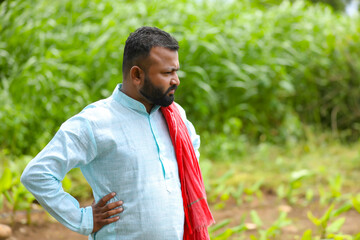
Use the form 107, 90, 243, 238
129, 66, 144, 86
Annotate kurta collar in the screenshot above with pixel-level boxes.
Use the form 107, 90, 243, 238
112, 83, 160, 115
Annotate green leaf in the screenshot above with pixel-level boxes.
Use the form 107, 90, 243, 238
3, 190, 13, 204
327, 217, 345, 233
301, 229, 312, 240
250, 235, 258, 240
231, 223, 247, 234
250, 179, 264, 192
273, 211, 292, 228
220, 192, 230, 201
0, 168, 12, 192
331, 202, 352, 218
354, 232, 360, 240
290, 169, 311, 182
250, 210, 263, 227
213, 228, 234, 240
352, 196, 360, 214
319, 204, 335, 223
329, 174, 342, 197
14, 200, 32, 211
307, 211, 321, 226
209, 219, 231, 233
214, 202, 225, 210
326, 233, 352, 240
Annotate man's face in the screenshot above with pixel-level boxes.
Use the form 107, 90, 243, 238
139, 47, 180, 107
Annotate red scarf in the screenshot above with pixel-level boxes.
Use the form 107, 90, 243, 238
161, 103, 215, 240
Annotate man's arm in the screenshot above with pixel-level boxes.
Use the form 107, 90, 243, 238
184, 117, 200, 160
21, 116, 123, 235
174, 103, 201, 159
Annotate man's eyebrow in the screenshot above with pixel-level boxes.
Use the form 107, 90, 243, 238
168, 67, 180, 71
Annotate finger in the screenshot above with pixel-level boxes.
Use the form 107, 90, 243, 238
97, 192, 116, 207
101, 207, 124, 218
102, 200, 123, 212
100, 216, 120, 225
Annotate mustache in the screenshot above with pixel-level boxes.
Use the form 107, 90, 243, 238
150, 85, 177, 102
164, 85, 178, 95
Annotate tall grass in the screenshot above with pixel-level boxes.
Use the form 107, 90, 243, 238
1, 0, 360, 155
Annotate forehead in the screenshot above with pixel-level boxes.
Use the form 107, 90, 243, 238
146, 47, 179, 70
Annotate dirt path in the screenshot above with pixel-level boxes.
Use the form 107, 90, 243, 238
1, 195, 359, 239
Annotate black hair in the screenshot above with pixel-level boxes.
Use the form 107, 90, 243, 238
122, 26, 179, 77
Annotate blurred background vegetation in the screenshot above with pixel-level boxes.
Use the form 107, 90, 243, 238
1, 0, 360, 157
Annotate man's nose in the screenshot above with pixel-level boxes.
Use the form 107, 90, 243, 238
171, 72, 180, 86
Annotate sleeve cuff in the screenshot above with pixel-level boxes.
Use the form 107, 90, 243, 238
79, 206, 94, 235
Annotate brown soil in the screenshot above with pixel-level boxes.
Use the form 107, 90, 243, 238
1, 195, 359, 240
211, 195, 360, 239
0, 210, 88, 240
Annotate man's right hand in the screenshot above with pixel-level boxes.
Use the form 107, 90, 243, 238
91, 192, 124, 233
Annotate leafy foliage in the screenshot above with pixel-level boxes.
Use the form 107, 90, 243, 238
1, 0, 360, 156
0, 155, 35, 225
308, 0, 348, 11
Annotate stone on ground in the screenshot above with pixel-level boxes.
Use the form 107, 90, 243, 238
0, 224, 12, 240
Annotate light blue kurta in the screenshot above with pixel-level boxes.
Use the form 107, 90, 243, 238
21, 84, 200, 239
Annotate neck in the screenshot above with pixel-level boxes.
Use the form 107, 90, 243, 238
120, 82, 154, 114
141, 100, 153, 114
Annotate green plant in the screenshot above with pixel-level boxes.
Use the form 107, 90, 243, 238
329, 174, 343, 199
301, 229, 313, 240
250, 210, 263, 229
0, 168, 13, 211
208, 169, 234, 203
244, 179, 264, 202
307, 202, 353, 238
209, 217, 247, 240
5, 184, 35, 225
277, 169, 312, 204
318, 174, 348, 205
0, 167, 35, 225
249, 211, 292, 240
2, 0, 360, 157
352, 194, 360, 214
231, 183, 244, 206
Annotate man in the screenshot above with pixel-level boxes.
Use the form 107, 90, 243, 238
21, 26, 214, 239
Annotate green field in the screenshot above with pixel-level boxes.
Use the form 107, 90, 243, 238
1, 0, 360, 239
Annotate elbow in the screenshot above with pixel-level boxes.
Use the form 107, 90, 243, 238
20, 168, 30, 188
20, 166, 41, 194
20, 165, 37, 190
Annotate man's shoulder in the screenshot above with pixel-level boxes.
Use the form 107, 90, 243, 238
173, 102, 191, 125
80, 98, 112, 118
61, 98, 114, 129
174, 102, 187, 119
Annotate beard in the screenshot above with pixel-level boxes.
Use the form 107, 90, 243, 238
139, 75, 177, 107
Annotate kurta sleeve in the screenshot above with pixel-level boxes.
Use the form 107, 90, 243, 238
184, 118, 201, 160
174, 103, 201, 160
21, 115, 97, 235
